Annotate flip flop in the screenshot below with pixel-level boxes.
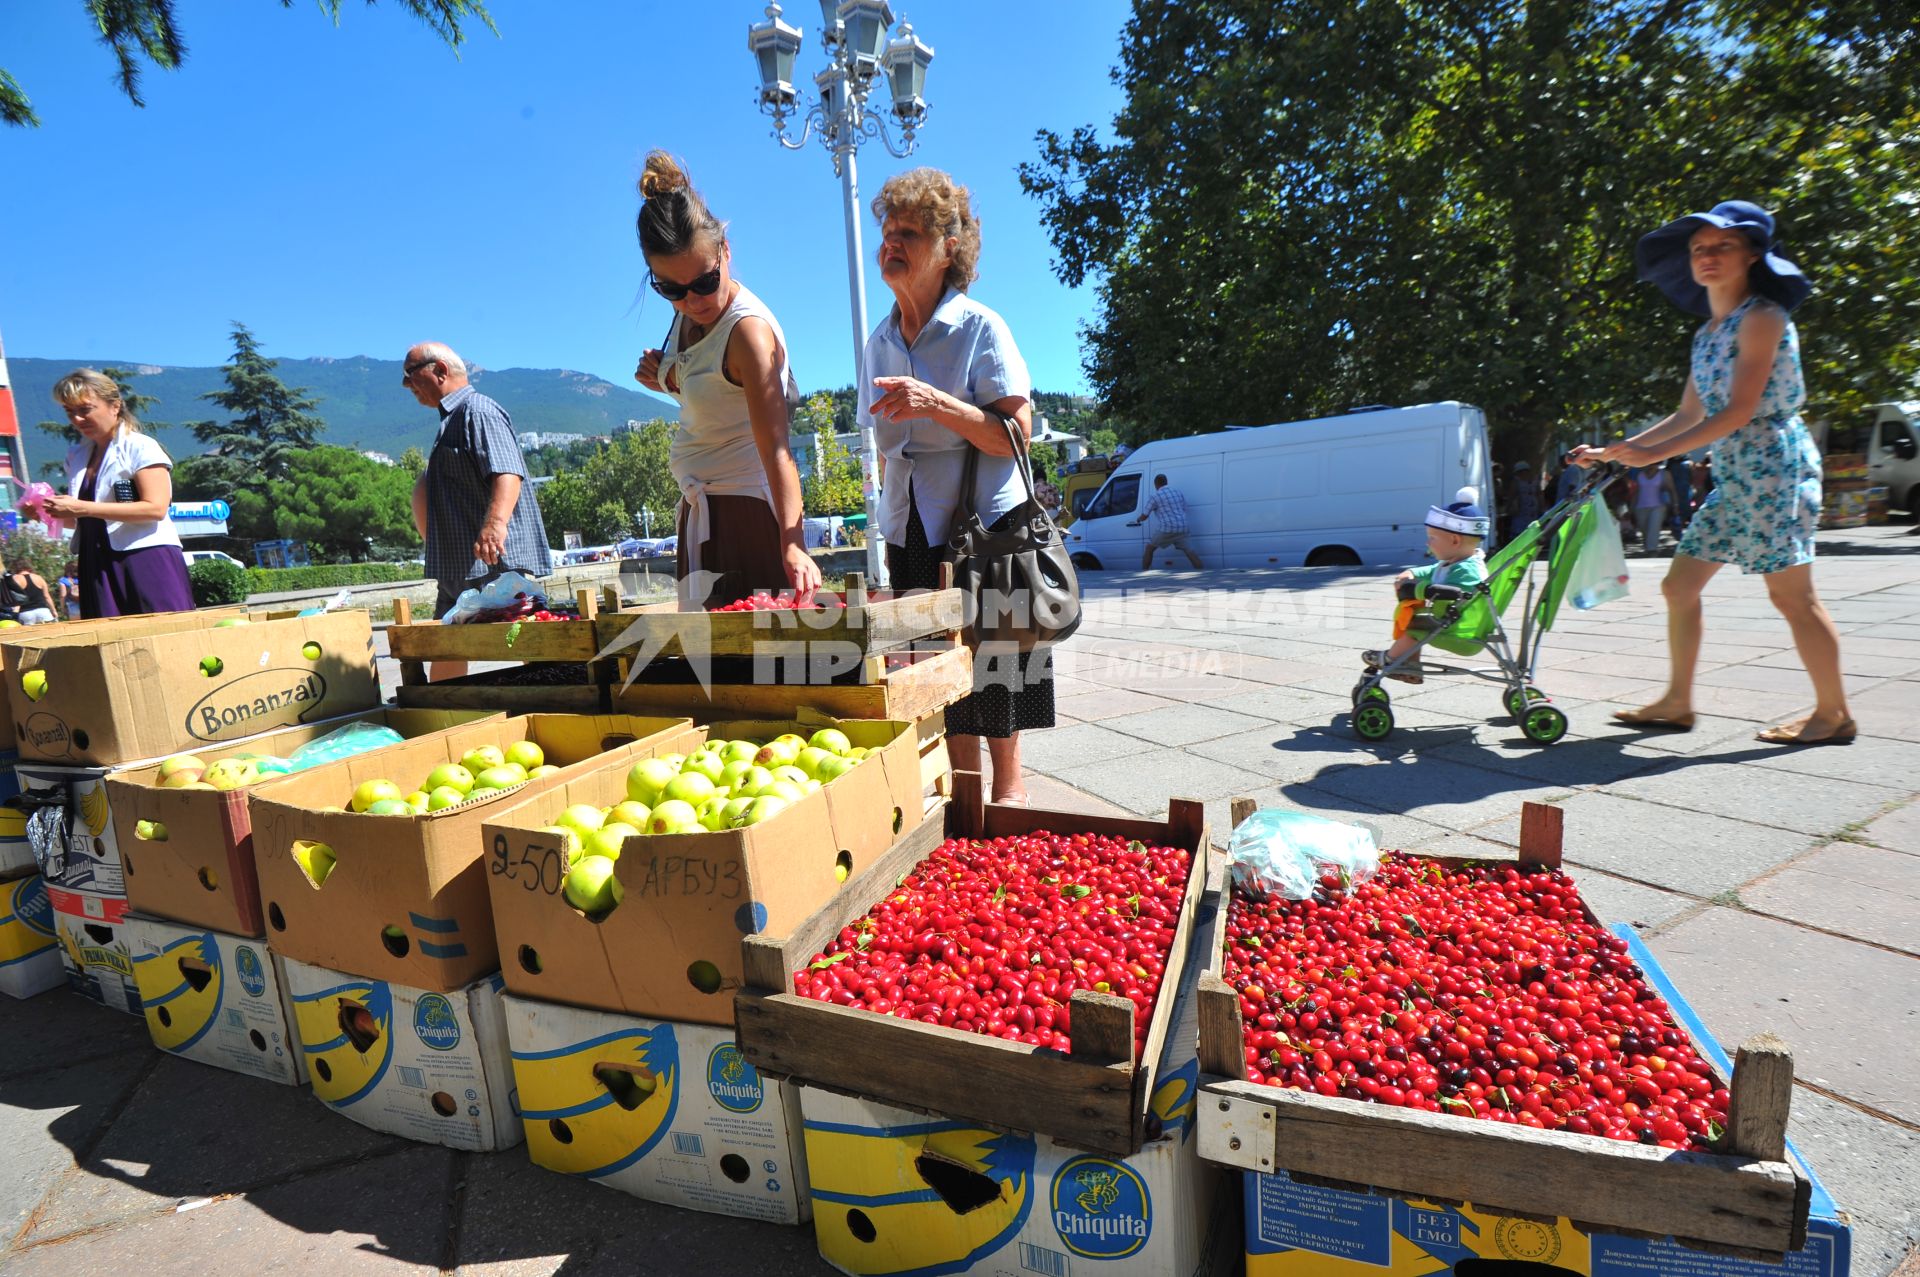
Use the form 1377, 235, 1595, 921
993, 793, 1032, 807
1756, 717, 1857, 746
1611, 708, 1695, 732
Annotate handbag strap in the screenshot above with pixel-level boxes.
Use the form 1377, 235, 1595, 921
955, 408, 1039, 526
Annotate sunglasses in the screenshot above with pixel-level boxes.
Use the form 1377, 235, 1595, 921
649, 263, 723, 302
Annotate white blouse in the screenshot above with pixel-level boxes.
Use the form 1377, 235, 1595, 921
65, 429, 183, 553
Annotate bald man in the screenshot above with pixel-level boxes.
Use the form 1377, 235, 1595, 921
403, 342, 552, 678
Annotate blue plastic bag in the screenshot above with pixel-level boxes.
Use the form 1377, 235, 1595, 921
1228, 808, 1381, 901
288, 722, 406, 771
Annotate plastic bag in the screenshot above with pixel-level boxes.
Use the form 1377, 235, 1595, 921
441, 571, 546, 625
288, 722, 406, 771
1566, 500, 1630, 610
298, 588, 355, 618
1227, 808, 1381, 901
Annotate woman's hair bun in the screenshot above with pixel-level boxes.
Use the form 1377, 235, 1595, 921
639, 150, 689, 201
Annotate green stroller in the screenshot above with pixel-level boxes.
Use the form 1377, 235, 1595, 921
1350, 472, 1623, 744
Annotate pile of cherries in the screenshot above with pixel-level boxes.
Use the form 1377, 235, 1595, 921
526, 609, 574, 622
793, 831, 1192, 1062
713, 591, 845, 612
1224, 856, 1730, 1150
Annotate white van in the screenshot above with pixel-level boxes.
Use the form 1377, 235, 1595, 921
1063, 402, 1492, 569
1861, 403, 1920, 515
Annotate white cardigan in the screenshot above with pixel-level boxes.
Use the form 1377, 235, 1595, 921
65, 429, 183, 553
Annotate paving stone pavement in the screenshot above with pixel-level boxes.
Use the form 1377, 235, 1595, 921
3, 524, 1915, 1274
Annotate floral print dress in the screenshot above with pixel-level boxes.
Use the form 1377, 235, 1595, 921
1675, 295, 1821, 574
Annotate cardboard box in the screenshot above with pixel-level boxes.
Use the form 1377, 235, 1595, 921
125, 914, 307, 1085
50, 884, 141, 1014
0, 874, 63, 999
108, 708, 501, 937
503, 994, 810, 1224
14, 758, 131, 896
483, 716, 927, 1025
249, 714, 699, 991
0, 746, 31, 879
798, 898, 1229, 1277
282, 956, 521, 1152
3, 610, 381, 767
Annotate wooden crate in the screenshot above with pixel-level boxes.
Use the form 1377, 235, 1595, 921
612, 641, 973, 722
733, 771, 1212, 1157
1194, 799, 1809, 1257
389, 586, 621, 712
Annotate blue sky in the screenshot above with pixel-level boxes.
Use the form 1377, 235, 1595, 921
0, 1, 1127, 402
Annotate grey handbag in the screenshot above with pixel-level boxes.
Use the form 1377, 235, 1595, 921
945, 410, 1083, 651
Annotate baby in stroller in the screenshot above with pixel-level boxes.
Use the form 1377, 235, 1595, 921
1361, 488, 1490, 684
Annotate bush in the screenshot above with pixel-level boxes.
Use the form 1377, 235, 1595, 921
245, 563, 425, 593
189, 558, 251, 607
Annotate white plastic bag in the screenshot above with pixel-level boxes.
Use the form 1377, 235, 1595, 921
442, 571, 546, 624
1227, 808, 1381, 901
1567, 501, 1630, 610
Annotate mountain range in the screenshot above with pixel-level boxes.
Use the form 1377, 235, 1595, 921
5, 355, 679, 463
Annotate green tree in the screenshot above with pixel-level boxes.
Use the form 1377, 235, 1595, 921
801, 410, 864, 518
2, 1, 494, 128
1021, 0, 1920, 461
534, 424, 679, 545
187, 323, 325, 481
399, 446, 427, 480
266, 446, 421, 561
36, 366, 167, 447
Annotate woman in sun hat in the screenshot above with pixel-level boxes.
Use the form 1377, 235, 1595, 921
1573, 200, 1851, 745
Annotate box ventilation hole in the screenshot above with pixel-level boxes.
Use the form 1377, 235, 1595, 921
302, 642, 322, 661
155, 1006, 173, 1028
719, 1154, 750, 1183
72, 730, 89, 751
846, 1209, 877, 1244
381, 926, 410, 958
686, 960, 724, 995
914, 1153, 1002, 1214
249, 1030, 267, 1052
178, 957, 212, 993
85, 923, 112, 944
198, 867, 218, 892
593, 1064, 659, 1112
338, 1001, 382, 1054
267, 903, 286, 932
600, 734, 638, 750
431, 1092, 457, 1117
518, 945, 543, 975
834, 850, 854, 883
314, 1059, 332, 1083
892, 806, 904, 834
549, 1119, 574, 1144
200, 657, 224, 678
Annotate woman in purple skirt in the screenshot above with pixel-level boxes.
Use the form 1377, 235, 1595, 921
43, 369, 194, 619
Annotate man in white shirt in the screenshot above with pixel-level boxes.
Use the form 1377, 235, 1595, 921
1129, 474, 1203, 569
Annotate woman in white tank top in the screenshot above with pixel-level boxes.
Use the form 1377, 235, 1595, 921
633, 151, 821, 610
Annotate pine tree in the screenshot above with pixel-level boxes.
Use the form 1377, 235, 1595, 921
187, 323, 325, 481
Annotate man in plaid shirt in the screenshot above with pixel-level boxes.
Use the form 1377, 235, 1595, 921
1129, 473, 1203, 569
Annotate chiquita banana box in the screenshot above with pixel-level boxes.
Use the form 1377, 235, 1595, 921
280, 955, 520, 1152
0, 874, 63, 999
14, 760, 125, 895
50, 883, 140, 1013
502, 994, 809, 1225
125, 915, 306, 1085
798, 890, 1231, 1277
0, 746, 33, 877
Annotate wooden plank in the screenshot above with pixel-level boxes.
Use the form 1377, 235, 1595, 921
1196, 1077, 1804, 1254
1518, 800, 1565, 867
608, 644, 974, 723
1229, 797, 1257, 831
735, 991, 1141, 1156
950, 769, 985, 838
863, 588, 967, 651
386, 618, 599, 663
393, 682, 609, 713
393, 598, 414, 625
1723, 1033, 1794, 1162
1067, 992, 1135, 1064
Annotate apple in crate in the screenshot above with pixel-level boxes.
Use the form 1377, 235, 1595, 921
350, 779, 404, 813
425, 763, 475, 796
563, 856, 622, 915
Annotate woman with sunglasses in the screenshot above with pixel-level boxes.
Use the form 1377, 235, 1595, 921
633, 151, 820, 609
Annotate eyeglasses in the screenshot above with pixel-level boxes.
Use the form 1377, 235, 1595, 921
648, 263, 723, 302
403, 358, 438, 376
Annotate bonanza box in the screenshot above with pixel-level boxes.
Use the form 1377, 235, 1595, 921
50, 884, 140, 1014
249, 714, 698, 991
3, 609, 380, 767
504, 994, 810, 1224
482, 716, 927, 1025
107, 708, 500, 936
126, 914, 306, 1085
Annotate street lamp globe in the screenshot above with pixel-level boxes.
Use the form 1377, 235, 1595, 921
837, 0, 894, 78
882, 21, 933, 126
747, 3, 804, 111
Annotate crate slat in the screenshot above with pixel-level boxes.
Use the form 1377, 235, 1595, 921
594, 588, 965, 662
613, 644, 973, 722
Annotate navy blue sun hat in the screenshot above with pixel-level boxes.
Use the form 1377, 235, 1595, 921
1427, 487, 1489, 538
1636, 200, 1812, 318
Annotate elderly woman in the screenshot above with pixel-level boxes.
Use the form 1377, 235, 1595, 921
861, 168, 1050, 805
42, 369, 193, 619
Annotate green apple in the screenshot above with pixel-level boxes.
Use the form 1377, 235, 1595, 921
199, 655, 224, 677
846, 747, 870, 761
350, 779, 403, 813
718, 760, 757, 791
698, 799, 731, 831
684, 751, 726, 784
134, 819, 168, 842
405, 790, 430, 813
661, 772, 716, 805
753, 738, 799, 769
467, 785, 503, 802
794, 747, 836, 779
771, 765, 810, 789
205, 758, 260, 791
427, 786, 467, 811
213, 617, 251, 628
295, 842, 336, 886
808, 728, 853, 756
368, 798, 412, 816
557, 804, 607, 835
737, 795, 789, 826
722, 797, 756, 827
563, 856, 623, 914
460, 745, 506, 775
814, 755, 856, 782
584, 822, 639, 861
529, 764, 561, 780
734, 766, 774, 796
301, 641, 322, 660
646, 799, 701, 834
424, 763, 475, 796
719, 739, 759, 764
761, 780, 805, 804
804, 778, 822, 793
626, 758, 679, 806
660, 753, 686, 769
20, 669, 48, 702
504, 740, 545, 771
536, 825, 583, 864
476, 764, 527, 790
610, 800, 651, 829
158, 755, 206, 780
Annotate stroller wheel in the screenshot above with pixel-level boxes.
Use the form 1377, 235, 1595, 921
1353, 702, 1395, 742
1505, 686, 1547, 718
1521, 704, 1569, 744
1354, 683, 1389, 706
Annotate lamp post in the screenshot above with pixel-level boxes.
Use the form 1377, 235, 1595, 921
749, 1, 934, 589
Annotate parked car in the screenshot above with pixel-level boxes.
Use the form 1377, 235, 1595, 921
182, 550, 246, 569
1062, 401, 1494, 569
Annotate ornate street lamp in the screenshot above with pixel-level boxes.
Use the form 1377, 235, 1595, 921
748, 1, 935, 587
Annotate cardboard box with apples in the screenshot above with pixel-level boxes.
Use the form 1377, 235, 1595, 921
249, 714, 700, 991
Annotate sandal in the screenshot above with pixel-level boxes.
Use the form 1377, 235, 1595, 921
1611, 708, 1696, 732
1756, 717, 1857, 746
993, 793, 1032, 808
